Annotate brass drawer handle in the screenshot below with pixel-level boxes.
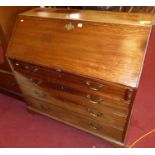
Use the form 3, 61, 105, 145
86, 108, 103, 117
34, 91, 46, 98
127, 90, 133, 101
30, 78, 43, 85
65, 22, 74, 31
56, 68, 62, 78
60, 85, 64, 90
88, 122, 102, 130
37, 80, 43, 85
25, 65, 29, 70
33, 67, 39, 72
86, 94, 103, 104
40, 104, 49, 111
56, 68, 62, 72
85, 81, 104, 91
15, 63, 19, 66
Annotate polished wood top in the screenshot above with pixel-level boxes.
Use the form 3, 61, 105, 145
21, 7, 155, 26
7, 8, 152, 88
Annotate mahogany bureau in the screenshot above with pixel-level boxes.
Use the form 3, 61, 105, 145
6, 8, 155, 146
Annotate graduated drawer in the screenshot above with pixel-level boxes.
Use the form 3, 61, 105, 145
16, 71, 129, 114
26, 96, 124, 142
39, 85, 129, 116
14, 71, 128, 130
11, 59, 134, 102
0, 71, 21, 94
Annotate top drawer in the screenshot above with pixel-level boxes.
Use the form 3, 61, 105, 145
10, 59, 134, 102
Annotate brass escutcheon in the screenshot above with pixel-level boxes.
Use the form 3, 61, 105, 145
65, 22, 74, 30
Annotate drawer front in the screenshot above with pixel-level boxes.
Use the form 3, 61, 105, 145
11, 59, 57, 78
36, 84, 129, 116
15, 71, 130, 113
14, 71, 128, 130
11, 59, 134, 102
0, 71, 21, 94
26, 96, 124, 142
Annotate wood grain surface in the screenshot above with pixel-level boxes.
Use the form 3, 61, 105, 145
7, 11, 152, 87
26, 95, 124, 142
21, 7, 154, 26
11, 59, 133, 102
6, 8, 155, 146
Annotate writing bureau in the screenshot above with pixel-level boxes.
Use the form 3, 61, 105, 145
6, 8, 155, 147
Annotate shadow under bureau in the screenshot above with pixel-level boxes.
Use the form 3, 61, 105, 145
6, 7, 155, 147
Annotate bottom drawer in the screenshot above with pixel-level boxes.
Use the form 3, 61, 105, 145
25, 96, 124, 143
0, 71, 21, 94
